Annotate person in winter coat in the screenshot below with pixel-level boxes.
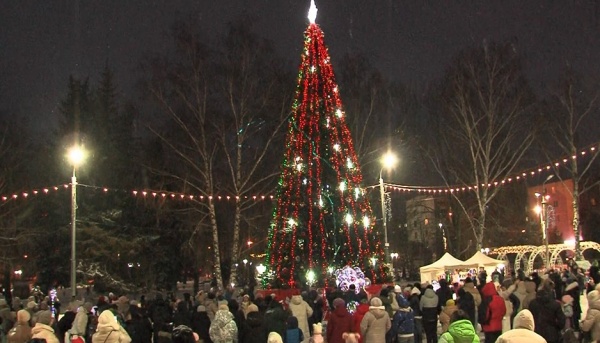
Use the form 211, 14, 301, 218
456, 288, 475, 326
7, 310, 32, 343
419, 287, 438, 343
580, 290, 600, 342
352, 296, 370, 343
285, 317, 304, 343
267, 332, 283, 343
57, 303, 77, 343
436, 280, 453, 314
496, 309, 546, 343
327, 298, 353, 343
439, 299, 457, 333
379, 289, 394, 319
192, 305, 213, 343
149, 293, 173, 343
498, 287, 514, 333
126, 305, 153, 343
563, 281, 581, 331
407, 288, 422, 343
461, 278, 481, 329
307, 290, 324, 329
528, 279, 565, 343
509, 280, 528, 312
479, 282, 506, 343
263, 301, 288, 343
360, 297, 391, 343
31, 310, 59, 343
174, 300, 193, 329
288, 295, 313, 343
68, 302, 89, 342
438, 310, 479, 343
521, 279, 537, 310
240, 305, 263, 343
209, 305, 238, 343
92, 309, 132, 343
392, 295, 414, 343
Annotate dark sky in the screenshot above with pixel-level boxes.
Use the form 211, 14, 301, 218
2, 1, 600, 135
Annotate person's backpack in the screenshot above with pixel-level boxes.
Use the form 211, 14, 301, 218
478, 296, 492, 325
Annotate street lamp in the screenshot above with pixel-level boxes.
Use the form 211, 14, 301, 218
439, 223, 448, 251
535, 174, 554, 269
67, 145, 86, 299
379, 151, 398, 263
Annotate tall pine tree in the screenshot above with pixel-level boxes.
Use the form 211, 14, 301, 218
264, 1, 388, 289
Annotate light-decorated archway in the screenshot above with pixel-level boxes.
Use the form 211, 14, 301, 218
491, 242, 600, 274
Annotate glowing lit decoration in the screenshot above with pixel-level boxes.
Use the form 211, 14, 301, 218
288, 218, 297, 227
362, 215, 370, 228
262, 2, 389, 288
347, 300, 358, 314
308, 0, 318, 24
335, 266, 366, 293
50, 289, 58, 317
345, 213, 353, 225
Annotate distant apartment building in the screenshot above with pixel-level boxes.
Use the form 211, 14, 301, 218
527, 179, 575, 242
405, 195, 450, 246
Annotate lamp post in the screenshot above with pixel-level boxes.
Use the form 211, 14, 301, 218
67, 145, 86, 299
379, 152, 397, 264
535, 174, 554, 269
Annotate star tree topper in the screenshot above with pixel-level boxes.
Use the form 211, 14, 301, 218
308, 0, 318, 24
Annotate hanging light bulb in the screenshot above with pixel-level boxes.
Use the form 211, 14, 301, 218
347, 158, 354, 169
336, 109, 343, 118
318, 195, 324, 208
363, 216, 370, 228
333, 143, 340, 151
345, 213, 353, 225
354, 187, 361, 199
339, 181, 346, 192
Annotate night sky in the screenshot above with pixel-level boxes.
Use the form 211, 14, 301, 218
2, 1, 600, 135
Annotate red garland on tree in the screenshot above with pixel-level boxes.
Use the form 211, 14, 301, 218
263, 1, 388, 289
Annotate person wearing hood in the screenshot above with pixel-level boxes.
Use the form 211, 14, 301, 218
209, 305, 238, 343
510, 280, 527, 313
438, 310, 479, 343
392, 295, 414, 343
479, 282, 506, 343
31, 310, 59, 343
581, 290, 600, 342
496, 309, 546, 343
461, 278, 481, 329
240, 304, 263, 343
456, 288, 475, 326
7, 310, 32, 343
563, 281, 581, 331
419, 286, 438, 343
521, 279, 537, 310
192, 305, 213, 343
407, 288, 422, 343
263, 301, 288, 343
439, 299, 457, 333
285, 317, 303, 343
92, 309, 132, 343
288, 294, 313, 343
68, 301, 89, 342
360, 297, 391, 343
327, 298, 353, 343
436, 280, 453, 314
352, 295, 370, 343
126, 305, 153, 343
528, 279, 564, 343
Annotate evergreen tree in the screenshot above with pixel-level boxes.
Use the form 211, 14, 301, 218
264, 3, 388, 289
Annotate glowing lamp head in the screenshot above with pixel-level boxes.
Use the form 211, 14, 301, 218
534, 205, 542, 214
67, 146, 86, 167
381, 151, 398, 170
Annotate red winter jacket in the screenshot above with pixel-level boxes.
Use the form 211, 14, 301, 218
352, 303, 370, 343
480, 282, 507, 333
327, 305, 353, 343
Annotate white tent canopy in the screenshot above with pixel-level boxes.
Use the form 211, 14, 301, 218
419, 252, 465, 282
462, 251, 505, 268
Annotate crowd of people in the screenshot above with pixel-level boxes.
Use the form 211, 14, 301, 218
1, 264, 600, 343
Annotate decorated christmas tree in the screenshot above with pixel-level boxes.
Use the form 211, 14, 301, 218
263, 1, 388, 289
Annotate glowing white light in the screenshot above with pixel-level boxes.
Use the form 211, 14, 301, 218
336, 109, 343, 118
347, 158, 354, 169
345, 213, 353, 225
256, 264, 266, 275
354, 187, 361, 199
308, 0, 318, 24
534, 205, 541, 214
288, 218, 296, 227
333, 143, 340, 151
318, 195, 324, 207
326, 118, 330, 127
363, 216, 370, 228
306, 270, 316, 284
310, 66, 316, 73
327, 266, 334, 274
303, 178, 308, 185
339, 181, 346, 192
296, 163, 303, 171
333, 86, 338, 93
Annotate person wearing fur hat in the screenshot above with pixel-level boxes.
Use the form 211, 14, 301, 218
496, 309, 546, 343
439, 299, 457, 333
267, 332, 283, 343
91, 309, 131, 343
360, 296, 391, 343
209, 305, 237, 343
461, 278, 480, 328
581, 290, 600, 342
288, 294, 313, 343
7, 310, 32, 343
327, 298, 353, 343
528, 279, 564, 343
31, 310, 59, 343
